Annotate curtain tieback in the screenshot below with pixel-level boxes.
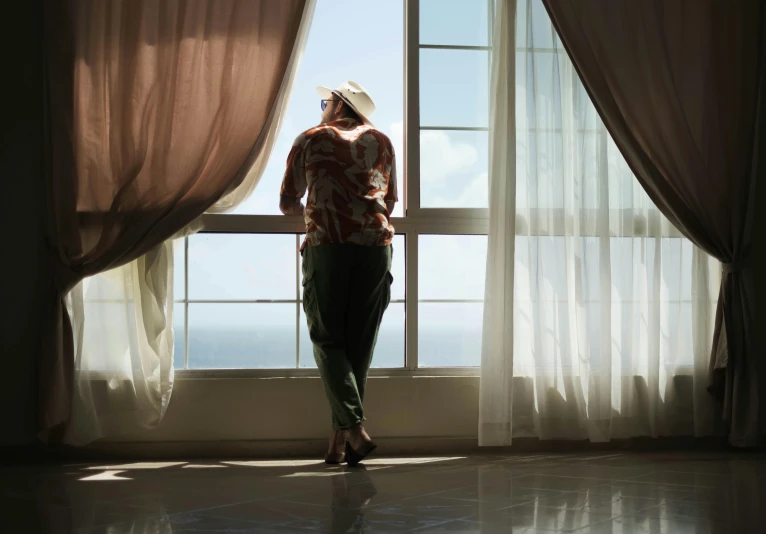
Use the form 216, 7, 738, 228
45, 238, 81, 295
722, 257, 747, 275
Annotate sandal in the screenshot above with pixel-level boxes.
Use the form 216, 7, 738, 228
324, 452, 346, 465
345, 440, 377, 467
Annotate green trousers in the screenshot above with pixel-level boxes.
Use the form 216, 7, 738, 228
302, 244, 393, 430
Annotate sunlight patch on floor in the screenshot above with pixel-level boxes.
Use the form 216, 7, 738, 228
79, 470, 132, 481
280, 471, 350, 478
361, 456, 466, 466
223, 460, 324, 468
84, 462, 188, 471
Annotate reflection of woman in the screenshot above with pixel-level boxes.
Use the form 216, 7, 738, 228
329, 468, 378, 533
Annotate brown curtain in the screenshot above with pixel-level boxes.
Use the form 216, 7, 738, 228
41, 0, 307, 442
542, 0, 763, 445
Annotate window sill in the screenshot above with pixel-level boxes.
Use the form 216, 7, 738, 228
79, 366, 695, 381
173, 367, 481, 380
199, 210, 684, 238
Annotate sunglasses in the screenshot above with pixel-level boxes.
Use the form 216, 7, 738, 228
320, 99, 339, 111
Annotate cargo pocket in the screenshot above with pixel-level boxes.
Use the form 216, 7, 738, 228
385, 271, 393, 310
301, 253, 316, 317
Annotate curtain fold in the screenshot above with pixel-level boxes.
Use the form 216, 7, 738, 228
42, 0, 309, 443
542, 0, 763, 446
481, 0, 721, 446
480, 0, 517, 446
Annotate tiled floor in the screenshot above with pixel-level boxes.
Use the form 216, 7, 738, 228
2, 451, 766, 533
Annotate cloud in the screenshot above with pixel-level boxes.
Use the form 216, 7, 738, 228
432, 172, 488, 208
388, 121, 479, 185
418, 232, 488, 304
420, 131, 478, 184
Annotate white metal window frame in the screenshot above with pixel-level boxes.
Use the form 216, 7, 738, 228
175, 0, 685, 379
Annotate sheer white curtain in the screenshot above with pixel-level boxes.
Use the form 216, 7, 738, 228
63, 0, 317, 446
480, 0, 721, 445
480, 0, 517, 446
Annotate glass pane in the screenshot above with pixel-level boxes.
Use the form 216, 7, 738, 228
188, 234, 297, 301
420, 49, 489, 128
298, 308, 313, 368
516, 0, 528, 45
420, 130, 488, 208
173, 238, 185, 301
514, 236, 697, 373
391, 235, 406, 301
300, 303, 405, 369
233, 0, 404, 216
373, 303, 406, 368
515, 127, 564, 210
419, 235, 488, 300
517, 0, 560, 49
516, 51, 564, 131
607, 134, 651, 210
187, 304, 296, 369
173, 303, 185, 370
419, 303, 483, 367
420, 0, 490, 47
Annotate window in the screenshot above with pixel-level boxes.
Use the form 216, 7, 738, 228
174, 0, 696, 375
511, 0, 700, 373
173, 0, 493, 374
418, 235, 487, 367
418, 0, 491, 209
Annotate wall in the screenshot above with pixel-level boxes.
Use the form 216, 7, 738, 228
0, 2, 48, 445
87, 376, 482, 457
116, 376, 479, 442
77, 374, 708, 460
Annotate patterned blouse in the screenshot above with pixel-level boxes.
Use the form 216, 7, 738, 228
280, 117, 397, 250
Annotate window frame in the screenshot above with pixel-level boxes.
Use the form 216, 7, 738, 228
174, 0, 687, 379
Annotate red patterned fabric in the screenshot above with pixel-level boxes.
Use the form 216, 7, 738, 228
281, 118, 397, 250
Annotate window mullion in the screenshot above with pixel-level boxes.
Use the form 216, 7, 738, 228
405, 232, 419, 370
184, 236, 189, 370
405, 0, 420, 216
295, 233, 300, 369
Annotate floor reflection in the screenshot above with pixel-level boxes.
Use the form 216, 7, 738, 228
1, 452, 764, 533
329, 467, 378, 533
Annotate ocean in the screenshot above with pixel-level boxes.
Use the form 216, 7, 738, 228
175, 327, 483, 369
